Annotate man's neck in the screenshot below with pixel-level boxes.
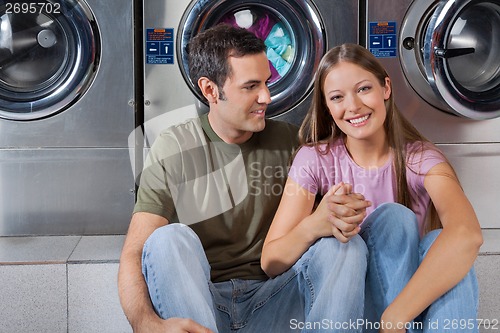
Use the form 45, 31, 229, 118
207, 112, 253, 144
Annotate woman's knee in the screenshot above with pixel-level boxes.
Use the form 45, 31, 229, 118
363, 203, 419, 236
419, 229, 442, 257
360, 203, 420, 257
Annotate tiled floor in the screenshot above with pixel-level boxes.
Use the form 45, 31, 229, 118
0, 264, 68, 333
0, 235, 130, 333
68, 263, 131, 333
0, 235, 81, 264
0, 230, 499, 333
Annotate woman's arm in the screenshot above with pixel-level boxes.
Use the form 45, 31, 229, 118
261, 179, 370, 278
381, 162, 483, 332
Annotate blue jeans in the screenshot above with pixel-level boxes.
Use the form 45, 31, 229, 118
142, 223, 368, 332
360, 203, 479, 333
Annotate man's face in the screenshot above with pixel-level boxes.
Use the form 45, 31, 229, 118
210, 52, 272, 144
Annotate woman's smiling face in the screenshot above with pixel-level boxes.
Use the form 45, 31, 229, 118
323, 61, 391, 142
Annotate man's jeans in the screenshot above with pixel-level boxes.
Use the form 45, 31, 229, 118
360, 203, 479, 333
142, 223, 367, 332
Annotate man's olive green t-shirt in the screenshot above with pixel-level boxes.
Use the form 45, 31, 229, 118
134, 113, 298, 282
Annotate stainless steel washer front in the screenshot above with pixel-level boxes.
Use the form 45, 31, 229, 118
398, 0, 500, 119
363, 0, 500, 229
0, 0, 136, 236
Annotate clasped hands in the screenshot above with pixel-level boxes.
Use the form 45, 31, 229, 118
313, 182, 372, 243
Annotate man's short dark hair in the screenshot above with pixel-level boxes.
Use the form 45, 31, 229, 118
188, 24, 267, 101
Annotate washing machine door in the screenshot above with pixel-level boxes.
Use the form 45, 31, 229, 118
0, 0, 99, 121
423, 0, 500, 120
177, 0, 325, 118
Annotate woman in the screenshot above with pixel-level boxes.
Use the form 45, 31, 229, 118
261, 43, 482, 332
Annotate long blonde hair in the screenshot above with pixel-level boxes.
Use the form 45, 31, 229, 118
299, 43, 449, 232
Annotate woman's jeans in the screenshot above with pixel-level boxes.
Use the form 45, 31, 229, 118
360, 203, 479, 333
142, 223, 368, 332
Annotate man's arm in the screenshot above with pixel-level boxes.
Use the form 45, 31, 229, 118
118, 212, 214, 333
118, 212, 168, 331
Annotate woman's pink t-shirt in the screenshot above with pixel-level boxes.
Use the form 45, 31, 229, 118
288, 139, 446, 236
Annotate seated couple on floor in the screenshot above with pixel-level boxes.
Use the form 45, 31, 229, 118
118, 24, 482, 333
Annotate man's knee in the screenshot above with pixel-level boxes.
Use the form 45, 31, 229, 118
145, 223, 199, 251
143, 223, 204, 267
142, 223, 209, 280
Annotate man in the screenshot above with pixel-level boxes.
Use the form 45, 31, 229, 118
118, 24, 366, 333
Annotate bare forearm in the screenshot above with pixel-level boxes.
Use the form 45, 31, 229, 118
261, 215, 319, 278
118, 212, 169, 330
261, 182, 369, 278
118, 249, 158, 329
118, 259, 213, 333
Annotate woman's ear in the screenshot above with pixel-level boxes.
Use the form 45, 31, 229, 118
198, 77, 219, 103
384, 77, 392, 100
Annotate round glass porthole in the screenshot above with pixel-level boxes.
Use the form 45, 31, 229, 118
424, 0, 500, 119
0, 0, 100, 121
178, 0, 325, 118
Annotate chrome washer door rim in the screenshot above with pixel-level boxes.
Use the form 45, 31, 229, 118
423, 0, 500, 119
177, 0, 325, 118
0, 0, 100, 121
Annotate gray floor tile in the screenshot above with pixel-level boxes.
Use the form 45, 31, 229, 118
68, 263, 131, 333
476, 255, 500, 327
0, 236, 81, 264
0, 264, 67, 333
68, 235, 125, 263
480, 229, 500, 254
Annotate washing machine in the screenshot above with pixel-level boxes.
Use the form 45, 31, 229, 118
362, 0, 500, 228
139, 0, 360, 149
0, 0, 136, 235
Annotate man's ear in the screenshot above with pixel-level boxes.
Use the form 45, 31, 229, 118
198, 77, 219, 103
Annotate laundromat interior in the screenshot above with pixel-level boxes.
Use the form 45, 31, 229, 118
0, 0, 499, 331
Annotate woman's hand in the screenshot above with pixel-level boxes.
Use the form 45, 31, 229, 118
378, 308, 409, 333
261, 179, 371, 277
312, 182, 371, 242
